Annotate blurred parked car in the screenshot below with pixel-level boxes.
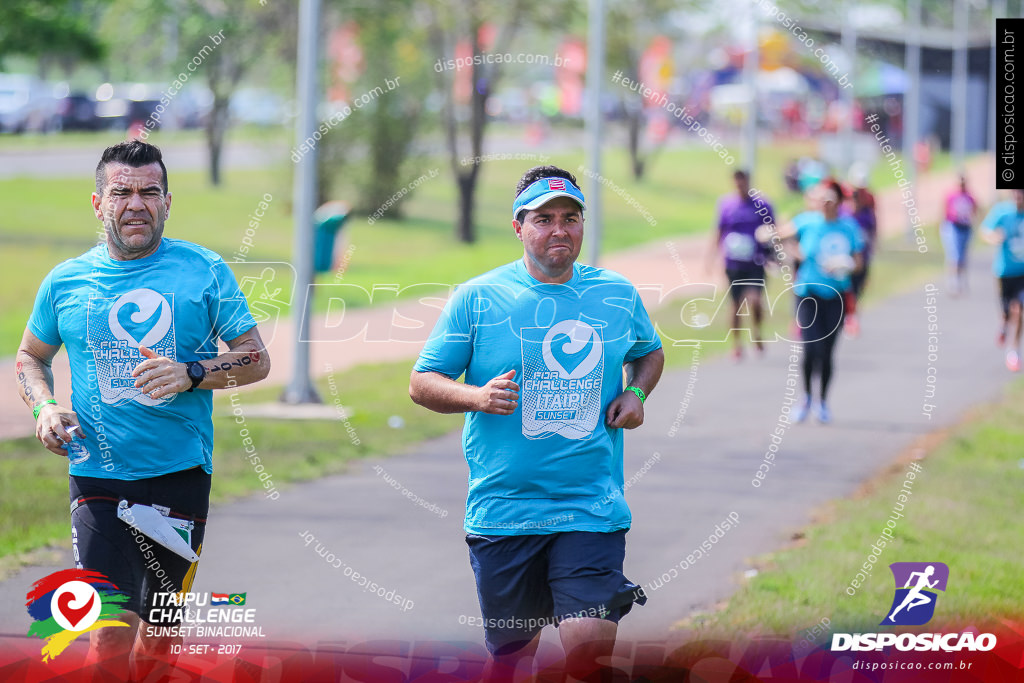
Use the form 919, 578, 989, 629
54, 83, 100, 131
94, 82, 212, 131
0, 74, 60, 133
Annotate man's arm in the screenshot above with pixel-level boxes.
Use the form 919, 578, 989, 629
409, 369, 518, 415
16, 329, 79, 455
605, 347, 665, 429
705, 224, 721, 276
131, 326, 271, 399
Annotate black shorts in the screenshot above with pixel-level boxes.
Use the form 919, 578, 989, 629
725, 265, 766, 305
466, 530, 645, 656
999, 275, 1024, 317
69, 467, 210, 624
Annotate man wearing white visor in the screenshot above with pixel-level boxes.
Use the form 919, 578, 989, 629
411, 166, 664, 679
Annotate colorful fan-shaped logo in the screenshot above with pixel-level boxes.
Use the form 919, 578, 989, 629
25, 569, 131, 661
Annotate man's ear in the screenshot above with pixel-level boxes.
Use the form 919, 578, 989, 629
512, 219, 524, 243
91, 192, 103, 221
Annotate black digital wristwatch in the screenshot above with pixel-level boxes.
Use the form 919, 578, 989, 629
185, 361, 206, 392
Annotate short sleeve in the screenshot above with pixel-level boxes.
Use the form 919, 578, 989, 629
413, 285, 474, 380
981, 205, 1005, 232
27, 271, 61, 346
716, 197, 731, 235
208, 259, 257, 343
624, 287, 662, 363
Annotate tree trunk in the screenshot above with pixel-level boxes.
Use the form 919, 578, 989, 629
628, 108, 646, 180
455, 172, 476, 244
206, 96, 229, 186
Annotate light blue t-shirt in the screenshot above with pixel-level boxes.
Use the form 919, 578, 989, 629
981, 201, 1024, 278
28, 238, 256, 480
791, 210, 820, 240
794, 215, 865, 299
414, 260, 663, 536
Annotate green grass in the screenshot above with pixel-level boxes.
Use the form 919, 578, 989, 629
0, 359, 460, 559
684, 379, 1024, 641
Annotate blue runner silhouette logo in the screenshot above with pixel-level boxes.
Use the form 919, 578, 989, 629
882, 562, 949, 626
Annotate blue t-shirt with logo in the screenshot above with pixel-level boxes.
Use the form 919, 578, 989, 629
414, 260, 662, 535
794, 215, 865, 299
981, 201, 1024, 278
28, 238, 256, 480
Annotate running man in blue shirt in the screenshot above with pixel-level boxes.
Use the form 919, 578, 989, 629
981, 189, 1024, 372
410, 166, 664, 679
15, 141, 271, 677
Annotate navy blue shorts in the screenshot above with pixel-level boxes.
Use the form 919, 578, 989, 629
69, 467, 210, 624
466, 530, 646, 656
999, 274, 1024, 317
725, 265, 766, 306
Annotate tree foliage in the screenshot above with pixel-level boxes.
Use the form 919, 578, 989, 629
0, 0, 109, 70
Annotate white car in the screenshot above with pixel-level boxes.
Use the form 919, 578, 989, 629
0, 75, 60, 133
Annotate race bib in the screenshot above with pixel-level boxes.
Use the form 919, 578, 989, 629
87, 288, 176, 406
520, 319, 604, 441
815, 232, 853, 270
723, 232, 757, 262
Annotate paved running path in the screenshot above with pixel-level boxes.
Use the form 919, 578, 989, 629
0, 159, 1014, 658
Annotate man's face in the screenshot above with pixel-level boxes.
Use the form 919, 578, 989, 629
734, 174, 750, 197
1014, 189, 1024, 212
92, 162, 171, 258
821, 189, 840, 218
514, 196, 584, 280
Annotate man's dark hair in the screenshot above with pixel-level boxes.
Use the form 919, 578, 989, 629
95, 140, 169, 195
733, 169, 750, 181
514, 165, 580, 223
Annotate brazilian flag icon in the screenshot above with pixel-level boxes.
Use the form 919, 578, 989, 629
228, 593, 247, 606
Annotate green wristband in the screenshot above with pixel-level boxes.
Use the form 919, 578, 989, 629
33, 399, 57, 420
625, 386, 646, 404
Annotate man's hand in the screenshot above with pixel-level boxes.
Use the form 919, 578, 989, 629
131, 346, 191, 399
476, 369, 519, 415
35, 402, 82, 456
606, 390, 644, 429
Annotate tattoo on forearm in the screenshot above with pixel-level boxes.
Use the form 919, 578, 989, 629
207, 355, 256, 374
16, 360, 36, 405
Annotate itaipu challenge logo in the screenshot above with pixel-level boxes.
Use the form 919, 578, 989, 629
25, 569, 130, 661
882, 562, 949, 626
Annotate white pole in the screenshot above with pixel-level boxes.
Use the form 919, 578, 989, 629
282, 0, 322, 404
904, 0, 922, 240
586, 0, 606, 266
952, 0, 969, 169
742, 13, 759, 176
840, 0, 857, 174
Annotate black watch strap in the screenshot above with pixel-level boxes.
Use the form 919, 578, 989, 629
185, 361, 206, 392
